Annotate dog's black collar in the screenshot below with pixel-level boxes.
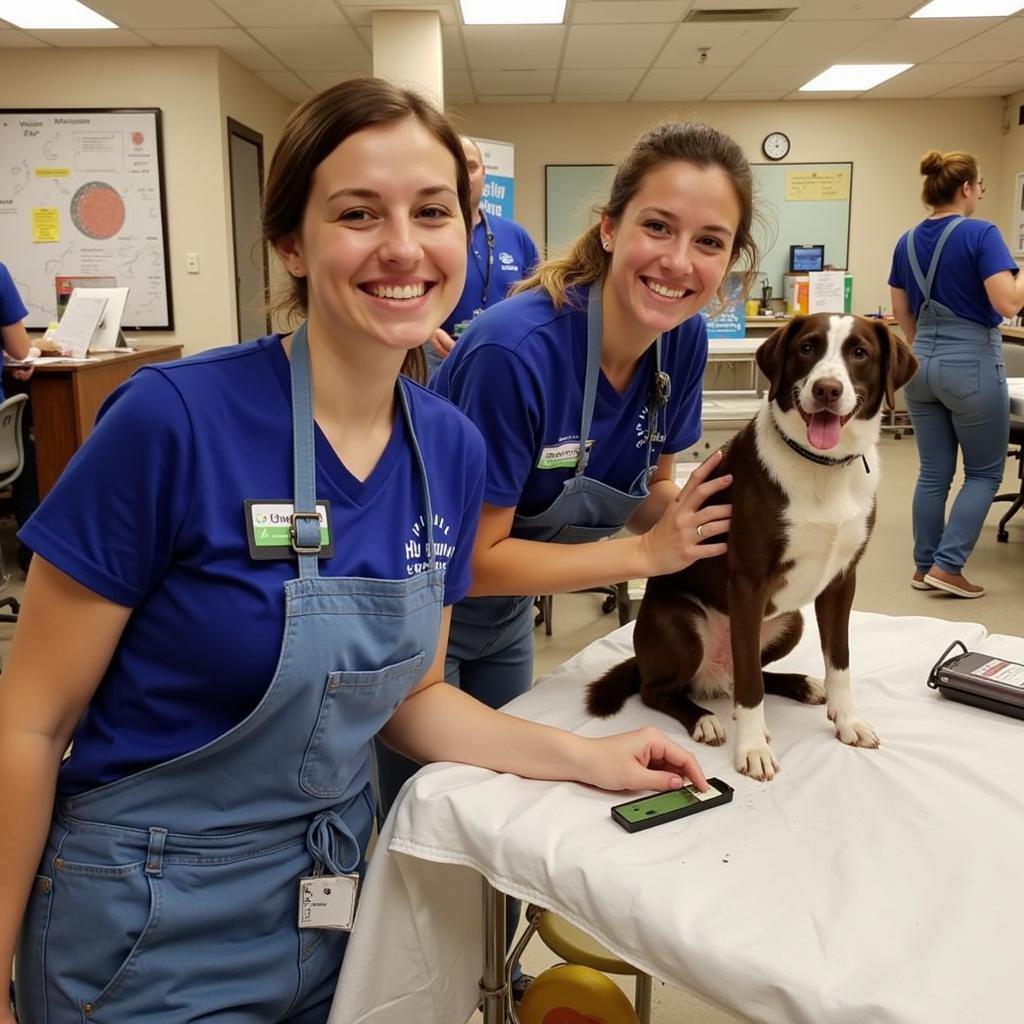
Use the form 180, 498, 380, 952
773, 416, 870, 473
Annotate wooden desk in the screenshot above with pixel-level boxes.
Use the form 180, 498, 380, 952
16, 344, 183, 498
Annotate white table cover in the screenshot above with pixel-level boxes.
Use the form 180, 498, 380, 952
330, 611, 1023, 1024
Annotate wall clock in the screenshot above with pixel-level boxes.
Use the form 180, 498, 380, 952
762, 131, 790, 161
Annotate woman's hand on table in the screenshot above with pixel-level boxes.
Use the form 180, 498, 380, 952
638, 450, 731, 577
576, 727, 708, 793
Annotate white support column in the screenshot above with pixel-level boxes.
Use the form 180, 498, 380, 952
371, 10, 444, 110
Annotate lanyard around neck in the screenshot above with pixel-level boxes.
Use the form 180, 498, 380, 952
470, 210, 495, 308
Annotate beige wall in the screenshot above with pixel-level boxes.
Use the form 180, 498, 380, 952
0, 47, 295, 354
999, 90, 1024, 261
451, 97, 1013, 315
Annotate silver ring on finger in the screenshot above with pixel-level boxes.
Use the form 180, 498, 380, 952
696, 524, 705, 540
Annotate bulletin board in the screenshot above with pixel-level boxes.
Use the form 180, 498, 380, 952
0, 108, 173, 329
545, 164, 615, 257
752, 162, 852, 297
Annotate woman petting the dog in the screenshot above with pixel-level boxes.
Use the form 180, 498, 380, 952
375, 119, 754, 987
890, 149, 1024, 599
0, 80, 708, 1024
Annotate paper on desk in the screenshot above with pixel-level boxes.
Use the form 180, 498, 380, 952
51, 293, 108, 358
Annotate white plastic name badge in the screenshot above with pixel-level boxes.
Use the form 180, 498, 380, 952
298, 874, 359, 931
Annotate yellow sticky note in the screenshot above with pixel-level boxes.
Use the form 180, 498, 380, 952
32, 207, 60, 242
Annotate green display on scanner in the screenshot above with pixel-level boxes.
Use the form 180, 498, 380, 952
610, 777, 734, 833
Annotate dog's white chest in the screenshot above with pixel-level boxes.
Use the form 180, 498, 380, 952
772, 472, 874, 613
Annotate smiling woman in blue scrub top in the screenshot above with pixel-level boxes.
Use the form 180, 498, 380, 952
0, 80, 709, 1024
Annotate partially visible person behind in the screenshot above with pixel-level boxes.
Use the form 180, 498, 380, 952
0, 79, 707, 1024
0, 261, 40, 573
424, 134, 538, 377
889, 149, 1024, 599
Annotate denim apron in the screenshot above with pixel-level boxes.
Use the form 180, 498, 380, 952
447, 281, 668, 670
903, 216, 1010, 571
15, 323, 443, 1023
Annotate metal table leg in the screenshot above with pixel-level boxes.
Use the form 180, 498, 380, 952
480, 877, 508, 1024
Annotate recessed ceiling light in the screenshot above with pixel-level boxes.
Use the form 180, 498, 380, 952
799, 64, 913, 92
911, 0, 1023, 15
459, 0, 566, 25
0, 0, 117, 29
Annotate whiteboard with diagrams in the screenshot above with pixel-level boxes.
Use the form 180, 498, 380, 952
0, 108, 173, 329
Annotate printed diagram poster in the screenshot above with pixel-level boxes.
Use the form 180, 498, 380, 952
0, 109, 172, 329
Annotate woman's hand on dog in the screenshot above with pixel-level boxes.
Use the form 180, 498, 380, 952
639, 450, 732, 577
577, 726, 708, 793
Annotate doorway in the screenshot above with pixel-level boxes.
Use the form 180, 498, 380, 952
227, 118, 270, 342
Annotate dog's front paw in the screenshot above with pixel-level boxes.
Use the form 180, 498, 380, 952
735, 744, 780, 781
833, 714, 880, 748
692, 713, 726, 746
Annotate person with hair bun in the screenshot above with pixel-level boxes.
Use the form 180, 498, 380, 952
889, 148, 1024, 599
0, 80, 708, 1024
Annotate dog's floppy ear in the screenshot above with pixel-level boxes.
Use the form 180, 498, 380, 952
872, 320, 918, 409
756, 316, 805, 402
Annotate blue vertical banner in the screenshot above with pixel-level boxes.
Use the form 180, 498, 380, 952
473, 136, 515, 219
705, 273, 747, 339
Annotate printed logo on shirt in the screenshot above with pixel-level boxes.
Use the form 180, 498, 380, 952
498, 252, 519, 272
635, 407, 666, 449
405, 513, 456, 577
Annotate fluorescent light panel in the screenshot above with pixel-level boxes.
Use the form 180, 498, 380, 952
911, 0, 1024, 15
460, 0, 566, 25
800, 64, 912, 91
0, 0, 117, 28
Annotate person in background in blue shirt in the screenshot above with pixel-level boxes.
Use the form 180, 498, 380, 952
424, 134, 538, 377
0, 80, 709, 1024
890, 149, 1024, 600
378, 119, 758, 988
0, 261, 40, 573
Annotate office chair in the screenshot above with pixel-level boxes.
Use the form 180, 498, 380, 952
0, 393, 29, 622
534, 583, 632, 637
994, 416, 1024, 544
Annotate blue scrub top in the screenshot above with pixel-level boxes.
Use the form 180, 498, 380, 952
20, 335, 486, 793
0, 261, 29, 404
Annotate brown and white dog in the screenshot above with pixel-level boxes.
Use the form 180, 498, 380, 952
587, 313, 918, 780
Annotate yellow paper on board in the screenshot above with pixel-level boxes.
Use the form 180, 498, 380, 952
785, 170, 850, 201
32, 207, 60, 242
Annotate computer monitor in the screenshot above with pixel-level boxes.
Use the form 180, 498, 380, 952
789, 244, 825, 273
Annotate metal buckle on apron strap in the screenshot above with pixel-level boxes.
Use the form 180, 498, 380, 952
290, 511, 323, 554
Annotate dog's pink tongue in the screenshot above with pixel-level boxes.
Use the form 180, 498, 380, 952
807, 411, 842, 450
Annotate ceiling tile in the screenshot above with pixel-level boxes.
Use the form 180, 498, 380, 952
841, 18, 1004, 63
135, 28, 283, 71
867, 61, 1004, 98
570, 1, 688, 23
632, 65, 735, 101
707, 90, 788, 101
474, 95, 552, 104
298, 70, 372, 91
22, 29, 150, 47
0, 29, 48, 47
256, 70, 314, 101
216, 0, 347, 28
791, 0, 926, 18
557, 91, 634, 102
557, 68, 646, 94
442, 25, 467, 70
744, 20, 893, 67
85, 1, 234, 29
716, 64, 829, 92
343, 4, 458, 27
958, 62, 1024, 90
563, 24, 669, 69
247, 26, 370, 71
933, 19, 1024, 63
657, 22, 779, 68
463, 25, 565, 69
936, 85, 1011, 98
472, 69, 558, 93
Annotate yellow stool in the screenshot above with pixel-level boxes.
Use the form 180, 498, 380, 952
525, 907, 653, 1023
517, 964, 640, 1024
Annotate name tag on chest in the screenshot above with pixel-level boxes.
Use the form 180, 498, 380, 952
298, 874, 359, 930
537, 439, 594, 470
244, 500, 336, 560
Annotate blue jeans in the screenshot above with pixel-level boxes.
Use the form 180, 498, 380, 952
904, 340, 1009, 575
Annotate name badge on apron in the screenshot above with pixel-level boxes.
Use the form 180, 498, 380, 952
537, 439, 594, 470
298, 873, 360, 931
244, 500, 336, 560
